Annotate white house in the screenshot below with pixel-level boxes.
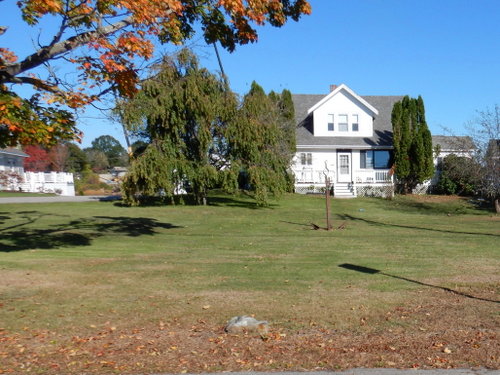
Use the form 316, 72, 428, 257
0, 148, 76, 196
292, 84, 400, 197
0, 148, 28, 174
291, 84, 472, 197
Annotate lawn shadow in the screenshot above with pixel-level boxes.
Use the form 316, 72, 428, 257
0, 211, 68, 233
280, 220, 312, 228
338, 263, 499, 304
208, 194, 277, 209
369, 196, 491, 215
112, 193, 272, 209
337, 213, 499, 237
0, 211, 181, 252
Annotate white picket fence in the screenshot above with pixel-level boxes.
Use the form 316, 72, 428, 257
1, 172, 75, 196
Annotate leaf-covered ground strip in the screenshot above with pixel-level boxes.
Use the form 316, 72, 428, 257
0, 193, 498, 374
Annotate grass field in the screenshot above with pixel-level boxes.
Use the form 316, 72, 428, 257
0, 193, 498, 373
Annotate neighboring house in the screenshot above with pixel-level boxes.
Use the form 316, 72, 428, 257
432, 135, 475, 163
0, 148, 28, 173
428, 135, 475, 188
291, 84, 474, 197
0, 148, 75, 196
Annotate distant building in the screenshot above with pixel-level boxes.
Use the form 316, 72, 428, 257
0, 148, 29, 173
0, 148, 75, 196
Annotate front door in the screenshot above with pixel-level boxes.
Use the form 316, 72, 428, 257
337, 151, 352, 183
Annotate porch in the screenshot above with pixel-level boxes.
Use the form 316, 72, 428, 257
293, 167, 394, 198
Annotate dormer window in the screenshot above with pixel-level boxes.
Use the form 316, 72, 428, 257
352, 114, 359, 131
327, 114, 334, 131
338, 114, 348, 132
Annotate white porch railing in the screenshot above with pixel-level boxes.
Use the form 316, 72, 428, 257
293, 168, 393, 184
0, 171, 76, 196
293, 167, 334, 184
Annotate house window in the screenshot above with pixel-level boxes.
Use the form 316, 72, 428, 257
352, 114, 359, 132
360, 150, 373, 169
360, 150, 392, 169
327, 114, 334, 131
300, 152, 312, 166
338, 114, 348, 132
7, 158, 15, 170
374, 151, 391, 168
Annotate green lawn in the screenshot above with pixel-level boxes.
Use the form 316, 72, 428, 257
0, 195, 500, 374
0, 193, 498, 373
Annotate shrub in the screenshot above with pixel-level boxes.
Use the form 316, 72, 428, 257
435, 154, 480, 196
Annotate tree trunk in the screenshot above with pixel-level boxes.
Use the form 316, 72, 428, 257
495, 198, 500, 214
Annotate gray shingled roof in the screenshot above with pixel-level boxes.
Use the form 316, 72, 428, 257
293, 94, 403, 148
0, 148, 29, 157
431, 135, 475, 151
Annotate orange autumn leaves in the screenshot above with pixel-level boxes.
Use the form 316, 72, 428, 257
10, 0, 311, 100
1, 0, 311, 146
0, 90, 80, 147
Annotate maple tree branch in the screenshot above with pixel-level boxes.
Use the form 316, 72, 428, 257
48, 15, 68, 48
3, 75, 60, 93
0, 16, 134, 83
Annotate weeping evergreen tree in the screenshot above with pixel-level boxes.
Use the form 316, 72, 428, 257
392, 95, 434, 193
120, 51, 296, 206
229, 82, 295, 204
120, 49, 237, 205
268, 88, 296, 192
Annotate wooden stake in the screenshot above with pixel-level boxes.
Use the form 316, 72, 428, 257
325, 176, 332, 230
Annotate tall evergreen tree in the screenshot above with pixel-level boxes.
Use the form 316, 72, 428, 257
65, 143, 89, 173
120, 50, 237, 205
229, 82, 295, 204
269, 88, 296, 192
392, 95, 434, 193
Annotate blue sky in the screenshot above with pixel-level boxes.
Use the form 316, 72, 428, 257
3, 0, 500, 147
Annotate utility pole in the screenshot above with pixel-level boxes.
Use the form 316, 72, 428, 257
213, 42, 229, 86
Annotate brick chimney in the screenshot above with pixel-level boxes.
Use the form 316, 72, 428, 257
329, 84, 338, 92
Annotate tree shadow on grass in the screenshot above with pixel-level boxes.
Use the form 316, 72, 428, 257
368, 196, 490, 215
208, 196, 275, 209
0, 212, 181, 252
113, 193, 272, 209
280, 220, 312, 228
0, 211, 62, 232
338, 263, 499, 304
337, 213, 499, 237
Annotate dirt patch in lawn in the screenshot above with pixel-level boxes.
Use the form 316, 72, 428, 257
1, 288, 498, 374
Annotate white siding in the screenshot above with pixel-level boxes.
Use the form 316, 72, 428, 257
293, 151, 336, 183
311, 89, 374, 137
